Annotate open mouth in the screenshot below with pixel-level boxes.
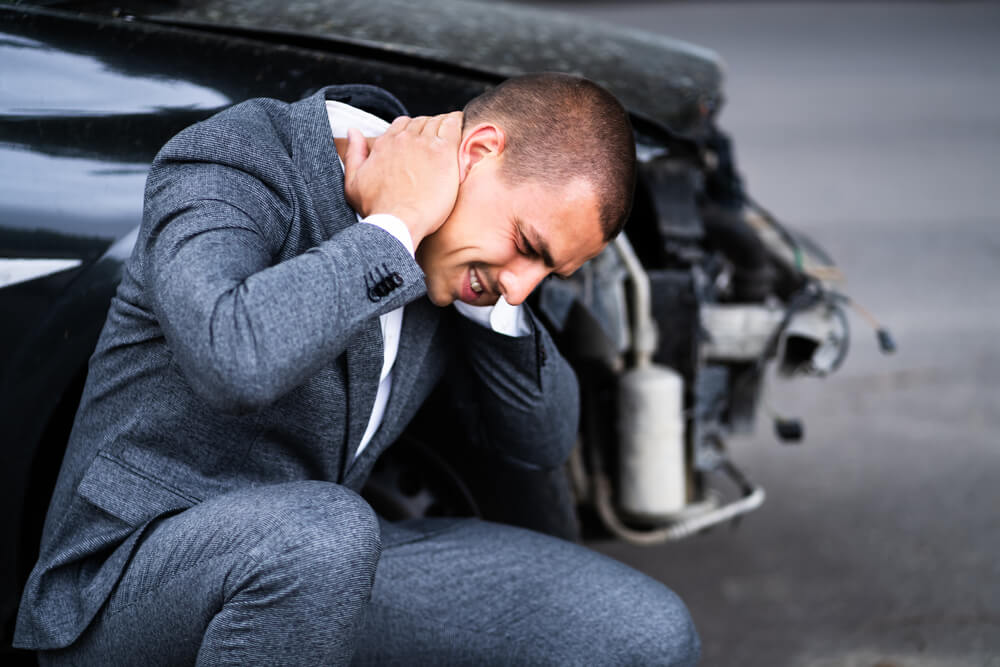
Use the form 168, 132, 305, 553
469, 267, 484, 295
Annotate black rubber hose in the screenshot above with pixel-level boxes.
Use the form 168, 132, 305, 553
700, 203, 778, 302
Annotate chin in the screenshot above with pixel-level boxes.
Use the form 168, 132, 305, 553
425, 285, 453, 307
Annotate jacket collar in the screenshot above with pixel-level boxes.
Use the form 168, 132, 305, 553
290, 84, 408, 236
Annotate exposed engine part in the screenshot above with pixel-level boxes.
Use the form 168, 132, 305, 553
779, 302, 850, 376
698, 299, 850, 379
613, 234, 659, 366
592, 453, 765, 545
691, 365, 740, 461
647, 269, 700, 382
536, 243, 630, 369
701, 203, 778, 302
742, 197, 844, 288
774, 417, 804, 442
837, 293, 898, 355
701, 126, 746, 211
700, 303, 786, 361
636, 157, 705, 267
644, 159, 704, 244
550, 121, 895, 545
613, 235, 691, 519
877, 328, 897, 354
617, 365, 687, 519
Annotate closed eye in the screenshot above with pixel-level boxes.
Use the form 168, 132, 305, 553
516, 219, 558, 271
519, 231, 539, 258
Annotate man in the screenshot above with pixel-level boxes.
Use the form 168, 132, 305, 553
16, 73, 700, 665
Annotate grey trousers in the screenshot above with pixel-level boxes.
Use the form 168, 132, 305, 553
39, 481, 700, 666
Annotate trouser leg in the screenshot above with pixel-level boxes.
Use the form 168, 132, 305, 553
39, 481, 381, 667
352, 517, 701, 666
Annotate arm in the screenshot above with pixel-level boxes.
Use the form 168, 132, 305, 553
140, 102, 444, 413
447, 307, 579, 470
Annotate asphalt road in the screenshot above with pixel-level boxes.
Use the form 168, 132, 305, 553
525, 2, 1000, 666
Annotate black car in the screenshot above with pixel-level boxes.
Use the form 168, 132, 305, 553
5, 0, 791, 659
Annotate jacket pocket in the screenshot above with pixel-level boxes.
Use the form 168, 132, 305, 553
77, 453, 198, 526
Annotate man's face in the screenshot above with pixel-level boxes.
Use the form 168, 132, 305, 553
415, 129, 607, 307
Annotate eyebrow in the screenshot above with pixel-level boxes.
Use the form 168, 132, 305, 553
521, 224, 558, 272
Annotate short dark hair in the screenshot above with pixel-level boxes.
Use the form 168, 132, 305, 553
463, 73, 636, 241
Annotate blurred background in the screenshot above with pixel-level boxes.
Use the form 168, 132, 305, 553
518, 2, 1000, 665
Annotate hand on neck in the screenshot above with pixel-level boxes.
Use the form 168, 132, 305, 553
333, 135, 377, 162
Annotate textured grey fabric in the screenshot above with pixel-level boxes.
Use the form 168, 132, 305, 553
38, 482, 382, 666
15, 84, 579, 651
358, 518, 700, 666
35, 486, 699, 666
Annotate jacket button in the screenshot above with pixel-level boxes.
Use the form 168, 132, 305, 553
391, 272, 403, 286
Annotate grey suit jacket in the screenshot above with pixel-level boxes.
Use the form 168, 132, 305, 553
15, 85, 579, 650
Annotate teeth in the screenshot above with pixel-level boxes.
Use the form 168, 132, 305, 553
469, 268, 483, 294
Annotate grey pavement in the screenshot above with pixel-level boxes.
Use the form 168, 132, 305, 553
524, 2, 1000, 666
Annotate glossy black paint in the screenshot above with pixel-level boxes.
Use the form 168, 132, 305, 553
27, 0, 724, 135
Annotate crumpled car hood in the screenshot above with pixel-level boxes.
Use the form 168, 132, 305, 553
149, 0, 725, 135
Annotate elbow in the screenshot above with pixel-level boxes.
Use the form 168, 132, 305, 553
202, 380, 279, 415
173, 302, 294, 413
498, 430, 575, 472
537, 409, 579, 469
524, 441, 574, 471
183, 354, 286, 415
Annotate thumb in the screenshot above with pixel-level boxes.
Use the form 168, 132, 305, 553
343, 127, 369, 177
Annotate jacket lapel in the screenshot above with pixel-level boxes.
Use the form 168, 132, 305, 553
380, 298, 441, 437
292, 83, 409, 240
341, 321, 383, 469
345, 298, 441, 485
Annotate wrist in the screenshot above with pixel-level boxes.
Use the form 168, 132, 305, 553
362, 214, 416, 257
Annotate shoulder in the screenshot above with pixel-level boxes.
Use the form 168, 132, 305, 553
155, 97, 296, 169
144, 95, 321, 225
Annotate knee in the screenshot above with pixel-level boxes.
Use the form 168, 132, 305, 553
236, 482, 382, 594
292, 481, 381, 562
280, 481, 381, 571
623, 584, 701, 666
575, 566, 699, 666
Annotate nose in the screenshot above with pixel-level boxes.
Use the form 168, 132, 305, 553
497, 261, 550, 306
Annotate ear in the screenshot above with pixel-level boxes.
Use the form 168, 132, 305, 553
458, 122, 506, 183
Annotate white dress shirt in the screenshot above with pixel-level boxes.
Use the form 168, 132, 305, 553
325, 101, 529, 458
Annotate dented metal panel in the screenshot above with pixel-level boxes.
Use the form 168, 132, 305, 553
147, 0, 725, 134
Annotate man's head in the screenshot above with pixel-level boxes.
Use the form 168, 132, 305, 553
415, 73, 635, 307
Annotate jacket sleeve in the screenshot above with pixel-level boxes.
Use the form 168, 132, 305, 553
139, 104, 425, 413
447, 307, 580, 470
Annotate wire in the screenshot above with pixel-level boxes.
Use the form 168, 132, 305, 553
743, 194, 804, 261
839, 294, 881, 329
832, 292, 897, 354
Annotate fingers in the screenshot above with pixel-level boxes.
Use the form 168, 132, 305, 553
383, 115, 411, 136
439, 111, 463, 141
407, 115, 431, 134
386, 112, 463, 140
426, 111, 463, 139
346, 111, 464, 247
342, 127, 369, 177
